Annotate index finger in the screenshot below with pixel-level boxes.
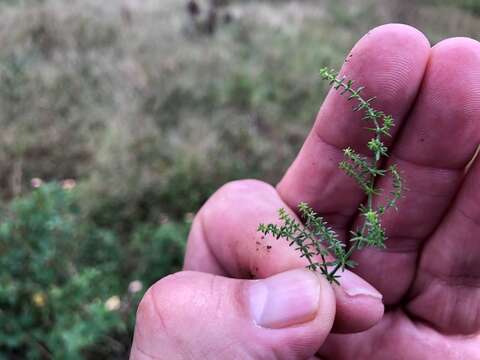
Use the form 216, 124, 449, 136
277, 24, 431, 234
184, 180, 384, 334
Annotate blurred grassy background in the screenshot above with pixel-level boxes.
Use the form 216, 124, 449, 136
0, 0, 478, 358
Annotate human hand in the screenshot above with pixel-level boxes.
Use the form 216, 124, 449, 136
130, 24, 480, 359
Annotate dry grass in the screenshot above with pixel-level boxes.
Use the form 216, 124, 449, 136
0, 0, 478, 218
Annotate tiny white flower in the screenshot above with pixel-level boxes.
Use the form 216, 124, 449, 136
31, 178, 43, 188
105, 296, 121, 311
128, 280, 143, 294
62, 179, 76, 190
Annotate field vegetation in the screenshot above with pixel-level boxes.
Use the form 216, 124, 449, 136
0, 0, 478, 358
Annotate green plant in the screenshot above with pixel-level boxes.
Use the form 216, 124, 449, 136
258, 68, 404, 284
0, 183, 187, 358
0, 184, 119, 358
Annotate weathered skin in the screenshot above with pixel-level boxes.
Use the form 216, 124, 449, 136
132, 24, 480, 359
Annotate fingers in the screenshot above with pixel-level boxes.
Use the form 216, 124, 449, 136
130, 269, 336, 360
277, 24, 430, 232
184, 180, 384, 333
350, 37, 480, 305
406, 148, 480, 335
318, 311, 480, 359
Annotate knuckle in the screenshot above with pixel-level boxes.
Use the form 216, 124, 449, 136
196, 179, 276, 224
216, 179, 275, 198
133, 273, 197, 358
136, 273, 187, 333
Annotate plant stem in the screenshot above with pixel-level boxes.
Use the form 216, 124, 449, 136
259, 68, 403, 284
327, 243, 357, 279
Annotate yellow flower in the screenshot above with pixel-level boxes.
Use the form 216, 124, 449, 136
105, 296, 121, 311
32, 292, 46, 308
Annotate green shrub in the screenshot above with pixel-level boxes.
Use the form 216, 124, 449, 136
0, 183, 187, 358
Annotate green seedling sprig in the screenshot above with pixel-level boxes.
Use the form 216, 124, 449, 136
258, 67, 404, 284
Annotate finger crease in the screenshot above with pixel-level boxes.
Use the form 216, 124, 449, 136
456, 206, 480, 228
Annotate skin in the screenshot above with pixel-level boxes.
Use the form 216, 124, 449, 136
131, 24, 480, 359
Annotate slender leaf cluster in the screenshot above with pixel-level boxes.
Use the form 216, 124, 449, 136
258, 68, 404, 283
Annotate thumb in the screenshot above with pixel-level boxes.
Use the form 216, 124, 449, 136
130, 269, 335, 360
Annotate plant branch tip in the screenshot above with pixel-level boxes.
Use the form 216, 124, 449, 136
258, 68, 405, 283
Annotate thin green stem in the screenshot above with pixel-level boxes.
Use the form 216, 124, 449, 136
327, 241, 357, 279
258, 68, 404, 284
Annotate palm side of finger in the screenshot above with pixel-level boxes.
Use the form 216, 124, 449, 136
184, 24, 480, 359
277, 25, 480, 344
318, 310, 480, 359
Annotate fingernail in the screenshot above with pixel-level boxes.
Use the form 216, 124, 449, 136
248, 269, 320, 328
337, 270, 383, 300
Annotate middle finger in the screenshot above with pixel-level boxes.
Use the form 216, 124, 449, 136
277, 24, 430, 236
